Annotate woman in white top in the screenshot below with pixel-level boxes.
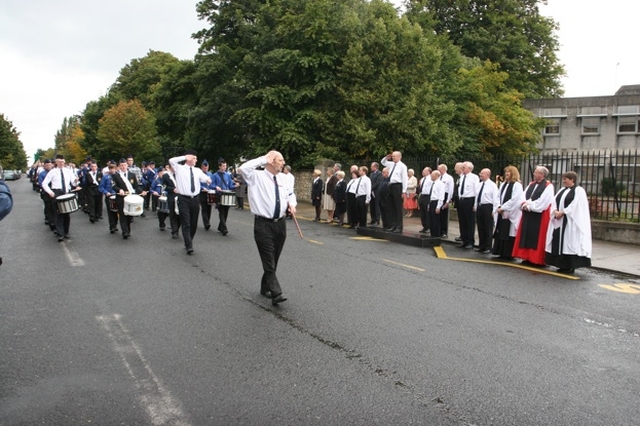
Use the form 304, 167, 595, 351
491, 165, 523, 259
403, 168, 418, 217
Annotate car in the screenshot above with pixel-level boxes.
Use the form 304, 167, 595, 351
3, 170, 19, 180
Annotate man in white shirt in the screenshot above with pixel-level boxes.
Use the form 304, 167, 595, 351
417, 167, 433, 234
238, 150, 297, 306
41, 154, 79, 241
169, 150, 212, 255
437, 164, 455, 237
354, 166, 372, 228
428, 170, 446, 237
380, 151, 408, 232
457, 161, 480, 249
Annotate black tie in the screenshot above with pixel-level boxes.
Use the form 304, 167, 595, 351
273, 175, 281, 219
60, 169, 66, 193
477, 181, 485, 204
355, 177, 361, 195
390, 163, 397, 182
418, 178, 424, 194
190, 167, 195, 194
460, 174, 466, 196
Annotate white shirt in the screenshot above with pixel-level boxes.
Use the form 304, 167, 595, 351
346, 178, 358, 194
429, 179, 445, 210
458, 172, 480, 198
419, 176, 433, 196
238, 156, 297, 219
474, 179, 500, 210
380, 157, 408, 192
41, 167, 76, 196
354, 175, 371, 204
440, 172, 454, 203
169, 156, 211, 196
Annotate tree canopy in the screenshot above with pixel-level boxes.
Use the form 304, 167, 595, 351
0, 114, 28, 170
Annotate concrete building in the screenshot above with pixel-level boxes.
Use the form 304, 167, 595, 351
523, 85, 640, 152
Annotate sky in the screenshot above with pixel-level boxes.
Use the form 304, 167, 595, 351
1, 0, 638, 163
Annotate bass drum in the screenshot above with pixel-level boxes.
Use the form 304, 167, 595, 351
123, 194, 144, 216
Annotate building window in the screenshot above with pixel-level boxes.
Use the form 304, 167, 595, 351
581, 106, 603, 115
544, 118, 560, 135
541, 107, 565, 117
617, 105, 639, 115
617, 116, 639, 133
582, 117, 600, 134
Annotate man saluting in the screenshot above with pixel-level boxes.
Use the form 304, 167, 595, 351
238, 150, 297, 306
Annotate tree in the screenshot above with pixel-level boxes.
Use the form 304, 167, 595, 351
54, 116, 88, 164
96, 100, 161, 162
0, 114, 28, 170
405, 0, 565, 98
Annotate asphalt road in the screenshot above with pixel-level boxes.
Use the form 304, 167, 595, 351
1, 179, 639, 426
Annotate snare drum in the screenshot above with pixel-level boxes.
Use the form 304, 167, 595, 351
108, 195, 118, 212
123, 194, 144, 216
207, 190, 217, 205
57, 193, 79, 214
157, 195, 170, 213
219, 190, 237, 207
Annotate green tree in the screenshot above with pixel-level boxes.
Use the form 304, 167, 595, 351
405, 0, 565, 98
80, 94, 122, 163
0, 113, 28, 170
96, 99, 161, 162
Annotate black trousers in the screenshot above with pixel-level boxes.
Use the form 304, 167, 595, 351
217, 205, 230, 233
178, 195, 200, 250
346, 192, 358, 226
418, 195, 430, 231
476, 204, 494, 250
254, 216, 286, 297
104, 196, 119, 230
52, 190, 70, 236
457, 197, 476, 245
41, 193, 55, 229
168, 194, 181, 235
199, 192, 212, 228
429, 200, 441, 237
369, 193, 380, 223
439, 205, 449, 235
115, 196, 133, 236
389, 183, 403, 231
356, 196, 368, 227
88, 187, 103, 220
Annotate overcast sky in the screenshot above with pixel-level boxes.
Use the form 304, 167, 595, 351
1, 0, 638, 163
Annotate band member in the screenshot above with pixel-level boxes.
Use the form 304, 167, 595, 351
41, 155, 80, 242
169, 150, 212, 254
142, 161, 157, 211
162, 163, 182, 239
38, 159, 56, 231
238, 150, 297, 306
211, 158, 236, 236
150, 167, 168, 231
198, 160, 215, 230
84, 161, 103, 223
99, 162, 119, 234
111, 158, 147, 239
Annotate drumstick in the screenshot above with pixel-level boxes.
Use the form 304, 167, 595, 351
291, 212, 304, 239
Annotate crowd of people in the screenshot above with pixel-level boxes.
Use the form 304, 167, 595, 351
310, 155, 593, 274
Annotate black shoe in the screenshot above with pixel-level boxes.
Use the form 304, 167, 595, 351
140, 213, 146, 218
58, 236, 64, 242
222, 230, 228, 236
172, 233, 179, 239
260, 290, 273, 299
419, 228, 427, 233
463, 244, 473, 249
64, 234, 70, 239
272, 294, 287, 306
113, 228, 118, 232
481, 249, 491, 254
160, 226, 166, 231
90, 218, 95, 223
455, 236, 462, 242
110, 228, 116, 234
391, 228, 401, 233
205, 224, 210, 230
122, 233, 129, 239
441, 234, 448, 238
474, 247, 483, 252
186, 248, 194, 255
386, 227, 395, 232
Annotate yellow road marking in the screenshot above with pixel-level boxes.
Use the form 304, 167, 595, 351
351, 236, 389, 242
382, 259, 426, 272
307, 239, 323, 245
434, 246, 580, 280
599, 284, 640, 294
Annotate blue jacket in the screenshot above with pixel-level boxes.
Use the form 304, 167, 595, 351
211, 171, 235, 191
150, 176, 165, 196
99, 174, 115, 196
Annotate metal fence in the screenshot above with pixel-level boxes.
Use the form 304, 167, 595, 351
397, 150, 640, 223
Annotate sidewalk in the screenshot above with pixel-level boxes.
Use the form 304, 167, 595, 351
293, 201, 640, 277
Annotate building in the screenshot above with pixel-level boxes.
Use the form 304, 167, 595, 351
523, 85, 640, 152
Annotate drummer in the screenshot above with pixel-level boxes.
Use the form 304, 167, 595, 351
211, 157, 236, 236
111, 158, 148, 240
150, 167, 168, 231
99, 161, 119, 234
41, 154, 80, 242
162, 163, 181, 239
198, 160, 215, 230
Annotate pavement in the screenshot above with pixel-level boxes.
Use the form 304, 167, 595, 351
291, 201, 640, 278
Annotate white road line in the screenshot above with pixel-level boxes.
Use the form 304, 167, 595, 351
97, 314, 192, 426
61, 243, 85, 267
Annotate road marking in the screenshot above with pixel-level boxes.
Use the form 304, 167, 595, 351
307, 239, 323, 245
97, 314, 191, 426
434, 247, 580, 280
382, 259, 426, 272
351, 236, 389, 242
61, 243, 85, 267
599, 284, 640, 294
